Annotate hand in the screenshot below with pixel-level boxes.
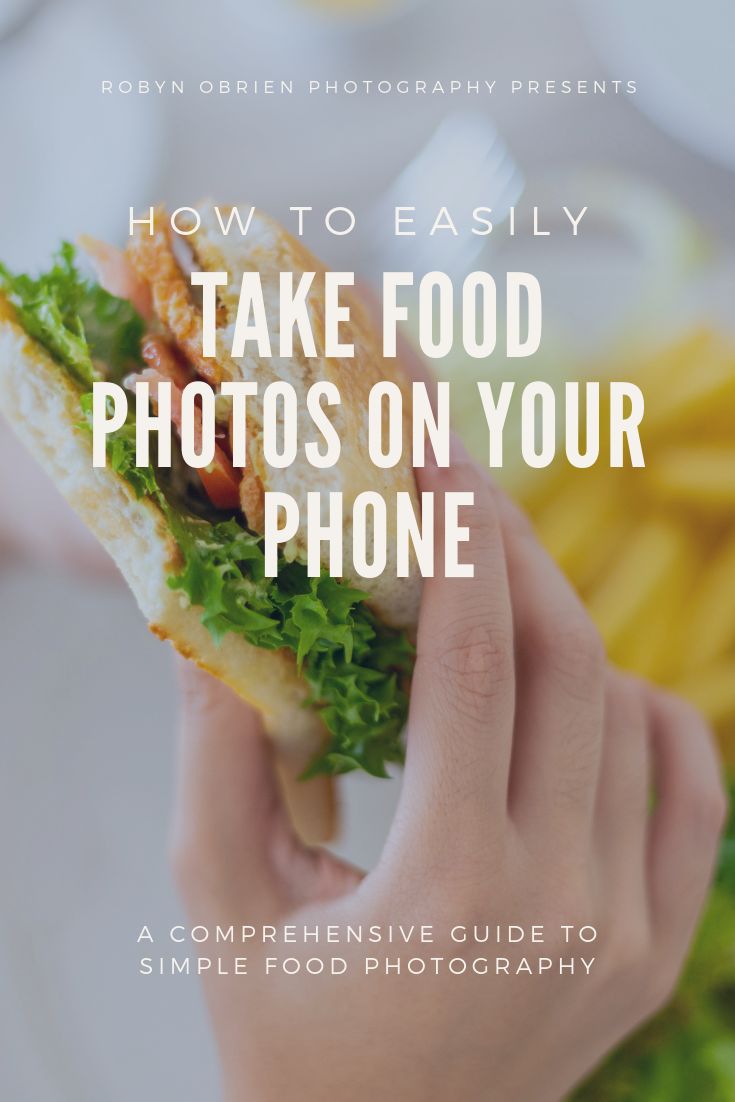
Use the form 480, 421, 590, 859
171, 442, 727, 1102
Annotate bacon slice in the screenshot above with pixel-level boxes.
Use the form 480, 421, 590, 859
126, 209, 221, 385
130, 359, 241, 511
126, 218, 265, 528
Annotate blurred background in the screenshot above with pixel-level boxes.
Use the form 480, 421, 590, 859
0, 0, 734, 1097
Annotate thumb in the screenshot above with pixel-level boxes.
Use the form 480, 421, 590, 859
171, 659, 288, 923
171, 659, 363, 925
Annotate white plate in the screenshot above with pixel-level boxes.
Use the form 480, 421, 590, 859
583, 0, 735, 173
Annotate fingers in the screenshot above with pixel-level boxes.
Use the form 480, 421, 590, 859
502, 493, 606, 842
171, 659, 287, 922
399, 439, 515, 839
172, 659, 363, 925
594, 671, 650, 897
646, 689, 727, 958
275, 748, 338, 847
394, 332, 438, 403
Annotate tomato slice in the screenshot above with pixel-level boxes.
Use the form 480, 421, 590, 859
131, 360, 241, 511
87, 244, 242, 513
196, 457, 242, 510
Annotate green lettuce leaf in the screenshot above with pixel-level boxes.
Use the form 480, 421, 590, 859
166, 513, 413, 777
78, 392, 159, 501
77, 280, 145, 382
0, 242, 144, 387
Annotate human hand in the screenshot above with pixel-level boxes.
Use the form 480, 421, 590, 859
171, 441, 726, 1102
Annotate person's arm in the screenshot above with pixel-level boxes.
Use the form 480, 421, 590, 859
171, 438, 726, 1102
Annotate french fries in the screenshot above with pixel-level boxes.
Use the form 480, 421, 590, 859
649, 447, 735, 511
675, 659, 735, 728
640, 330, 735, 436
684, 531, 735, 668
586, 519, 692, 655
519, 328, 735, 765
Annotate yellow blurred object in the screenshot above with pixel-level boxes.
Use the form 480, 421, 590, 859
533, 475, 625, 584
515, 326, 735, 765
684, 531, 735, 668
649, 447, 735, 510
613, 545, 696, 682
586, 519, 692, 656
295, 0, 393, 12
640, 329, 735, 437
675, 659, 735, 727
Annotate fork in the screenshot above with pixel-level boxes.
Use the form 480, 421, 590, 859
359, 111, 525, 286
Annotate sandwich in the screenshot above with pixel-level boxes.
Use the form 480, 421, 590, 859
0, 201, 421, 842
